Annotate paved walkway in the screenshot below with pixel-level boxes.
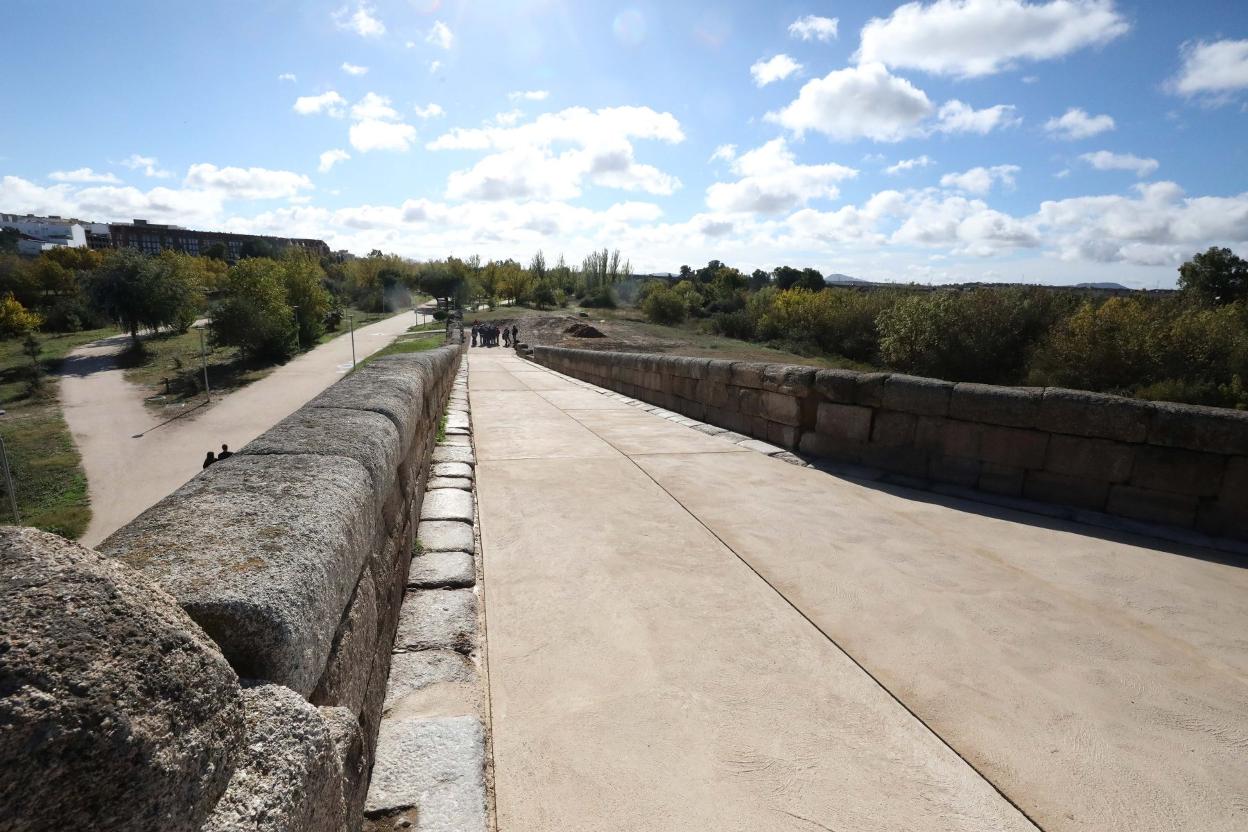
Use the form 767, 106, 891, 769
62, 311, 424, 546
470, 348, 1248, 832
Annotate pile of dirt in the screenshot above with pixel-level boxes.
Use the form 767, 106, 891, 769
563, 322, 605, 338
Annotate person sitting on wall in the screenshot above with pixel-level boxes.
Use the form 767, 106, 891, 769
218, 444, 233, 460
202, 451, 216, 469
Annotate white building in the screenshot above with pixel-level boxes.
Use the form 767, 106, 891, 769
0, 213, 108, 255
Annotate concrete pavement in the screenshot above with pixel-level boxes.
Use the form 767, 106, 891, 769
470, 348, 1248, 832
62, 311, 423, 546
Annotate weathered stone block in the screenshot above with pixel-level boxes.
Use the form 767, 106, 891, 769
311, 568, 380, 716
815, 402, 873, 442
762, 364, 815, 395
871, 410, 918, 447
738, 438, 787, 456
860, 445, 928, 478
240, 407, 401, 500
764, 419, 802, 449
1130, 445, 1224, 497
409, 551, 476, 589
1107, 484, 1199, 528
978, 425, 1049, 469
854, 372, 891, 408
432, 445, 475, 466
1037, 388, 1151, 443
383, 650, 478, 714
882, 374, 954, 417
928, 454, 981, 487
1023, 470, 1109, 510
798, 431, 865, 462
1148, 401, 1248, 455
1218, 456, 1248, 508
705, 359, 734, 383
813, 368, 859, 403
949, 383, 1042, 428
432, 461, 473, 480
427, 476, 472, 491
1045, 434, 1134, 483
100, 454, 378, 697
420, 488, 475, 523
417, 520, 474, 553
364, 716, 487, 829
0, 528, 243, 832
730, 362, 768, 389
762, 391, 803, 426
1195, 502, 1248, 541
978, 462, 1026, 497
914, 416, 980, 458
395, 589, 478, 653
204, 685, 345, 832
320, 706, 368, 830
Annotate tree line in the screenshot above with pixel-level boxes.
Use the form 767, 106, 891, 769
633, 248, 1248, 410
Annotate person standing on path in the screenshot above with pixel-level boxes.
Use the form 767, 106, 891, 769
511, 324, 519, 345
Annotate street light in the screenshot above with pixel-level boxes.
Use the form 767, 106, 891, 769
347, 313, 356, 368
197, 324, 211, 403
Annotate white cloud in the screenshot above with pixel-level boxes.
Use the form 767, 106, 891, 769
278, 73, 297, 82
1080, 150, 1159, 177
351, 91, 398, 121
751, 54, 803, 87
939, 164, 1020, 194
1, 175, 225, 227
413, 103, 445, 119
508, 90, 550, 102
429, 60, 442, 74
606, 202, 664, 223
709, 144, 737, 163
1169, 39, 1248, 97
705, 138, 857, 214
1044, 107, 1115, 139
333, 3, 385, 37
121, 154, 172, 179
491, 110, 524, 127
318, 149, 350, 173
933, 99, 1020, 134
766, 63, 933, 142
885, 155, 934, 175
788, 15, 839, 42
49, 168, 121, 184
183, 164, 313, 200
891, 193, 1040, 255
350, 120, 417, 152
430, 106, 684, 201
857, 0, 1129, 78
1036, 181, 1248, 264
341, 62, 369, 76
294, 91, 348, 118
427, 20, 454, 50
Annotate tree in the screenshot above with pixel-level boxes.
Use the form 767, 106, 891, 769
641, 286, 687, 325
0, 228, 19, 254
88, 249, 202, 343
0, 294, 42, 338
749, 269, 771, 291
795, 268, 826, 292
210, 258, 296, 361
1178, 247, 1248, 305
773, 266, 803, 290
281, 253, 332, 348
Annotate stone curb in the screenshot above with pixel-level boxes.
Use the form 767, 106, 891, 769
365, 362, 490, 832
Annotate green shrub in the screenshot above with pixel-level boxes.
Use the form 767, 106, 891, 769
710, 309, 755, 340
581, 285, 616, 308
642, 287, 687, 325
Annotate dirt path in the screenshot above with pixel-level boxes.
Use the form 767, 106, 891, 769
471, 348, 1248, 832
62, 311, 424, 547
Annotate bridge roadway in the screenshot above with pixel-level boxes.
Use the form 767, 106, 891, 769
469, 349, 1248, 832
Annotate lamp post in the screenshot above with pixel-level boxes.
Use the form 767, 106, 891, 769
197, 325, 211, 403
348, 313, 356, 368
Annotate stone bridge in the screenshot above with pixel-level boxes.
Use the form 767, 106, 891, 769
3, 329, 1248, 831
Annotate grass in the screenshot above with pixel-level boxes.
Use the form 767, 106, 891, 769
0, 327, 115, 538
361, 334, 445, 366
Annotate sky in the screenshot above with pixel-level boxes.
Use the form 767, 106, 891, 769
2, 0, 1247, 287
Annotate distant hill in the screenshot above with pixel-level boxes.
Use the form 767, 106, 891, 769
824, 273, 868, 285
1074, 282, 1131, 290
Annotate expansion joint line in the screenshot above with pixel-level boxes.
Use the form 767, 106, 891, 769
570, 413, 1048, 832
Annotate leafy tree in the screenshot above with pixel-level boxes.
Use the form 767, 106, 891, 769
88, 249, 202, 342
641, 286, 687, 325
210, 258, 296, 361
0, 228, 19, 254
22, 332, 43, 394
795, 268, 826, 292
773, 266, 803, 290
281, 253, 332, 347
1178, 247, 1248, 306
202, 242, 228, 261
748, 269, 771, 291
240, 238, 281, 260
0, 294, 42, 338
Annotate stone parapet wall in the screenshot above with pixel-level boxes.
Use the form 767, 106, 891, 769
3, 339, 465, 831
532, 346, 1248, 543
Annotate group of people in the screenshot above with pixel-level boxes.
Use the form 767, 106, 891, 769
202, 443, 233, 469
471, 322, 519, 348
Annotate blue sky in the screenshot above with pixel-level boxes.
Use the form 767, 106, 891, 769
2, 0, 1247, 286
